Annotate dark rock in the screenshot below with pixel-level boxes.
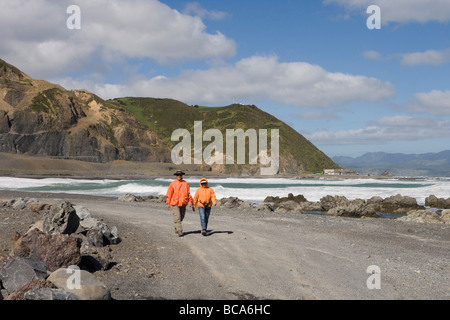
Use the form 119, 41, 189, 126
86, 228, 104, 247
0, 257, 47, 294
24, 288, 79, 300
43, 201, 80, 235
5, 279, 57, 300
13, 229, 82, 272
80, 245, 113, 272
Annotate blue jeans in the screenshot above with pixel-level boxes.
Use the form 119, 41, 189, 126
198, 206, 211, 230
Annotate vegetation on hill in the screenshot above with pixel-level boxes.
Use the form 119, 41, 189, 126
109, 97, 339, 173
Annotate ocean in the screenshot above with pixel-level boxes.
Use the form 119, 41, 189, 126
0, 176, 449, 205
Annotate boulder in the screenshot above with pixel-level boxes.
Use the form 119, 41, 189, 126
12, 198, 27, 210
27, 202, 51, 213
218, 197, 245, 208
86, 228, 104, 247
13, 229, 82, 272
118, 194, 144, 202
79, 245, 113, 272
398, 210, 444, 224
298, 201, 324, 212
380, 194, 422, 214
73, 205, 92, 220
80, 217, 121, 245
273, 200, 304, 213
0, 257, 47, 294
320, 195, 350, 211
48, 268, 111, 300
4, 279, 57, 300
425, 195, 450, 209
43, 201, 80, 235
24, 287, 78, 300
264, 193, 307, 204
326, 201, 378, 218
440, 209, 450, 223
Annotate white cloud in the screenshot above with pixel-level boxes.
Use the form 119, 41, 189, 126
184, 2, 229, 20
406, 90, 450, 115
325, 0, 450, 24
0, 0, 236, 78
363, 50, 382, 60
400, 49, 450, 66
76, 55, 395, 108
306, 115, 450, 146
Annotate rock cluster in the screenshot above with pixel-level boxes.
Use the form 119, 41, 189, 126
261, 193, 448, 223
0, 198, 120, 300
425, 195, 450, 209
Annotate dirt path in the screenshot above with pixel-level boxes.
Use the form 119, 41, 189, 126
71, 197, 449, 300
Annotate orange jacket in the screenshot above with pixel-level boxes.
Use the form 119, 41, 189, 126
193, 178, 217, 209
166, 179, 193, 206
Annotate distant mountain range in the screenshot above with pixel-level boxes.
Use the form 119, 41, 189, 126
333, 151, 450, 177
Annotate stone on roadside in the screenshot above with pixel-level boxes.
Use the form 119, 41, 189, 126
74, 205, 92, 220
24, 288, 78, 300
0, 257, 47, 294
398, 210, 444, 224
12, 198, 27, 210
13, 229, 82, 272
48, 268, 111, 300
80, 217, 121, 245
43, 201, 80, 235
4, 279, 57, 300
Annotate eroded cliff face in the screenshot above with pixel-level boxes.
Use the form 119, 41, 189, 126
0, 59, 171, 163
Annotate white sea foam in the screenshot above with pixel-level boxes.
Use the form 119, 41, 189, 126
1, 176, 449, 205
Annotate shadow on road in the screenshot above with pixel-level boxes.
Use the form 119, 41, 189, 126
183, 230, 234, 236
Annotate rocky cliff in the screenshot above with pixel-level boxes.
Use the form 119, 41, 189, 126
0, 59, 338, 175
0, 59, 171, 164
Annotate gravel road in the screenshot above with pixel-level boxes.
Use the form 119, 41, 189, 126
1, 191, 449, 300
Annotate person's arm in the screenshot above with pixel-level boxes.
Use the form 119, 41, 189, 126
192, 189, 199, 210
187, 183, 193, 207
166, 183, 174, 210
211, 188, 217, 206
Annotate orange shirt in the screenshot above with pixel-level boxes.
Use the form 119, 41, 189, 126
166, 179, 193, 206
193, 186, 217, 208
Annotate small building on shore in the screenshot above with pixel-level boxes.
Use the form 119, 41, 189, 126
323, 168, 354, 176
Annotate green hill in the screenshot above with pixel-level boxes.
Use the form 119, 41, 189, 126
109, 97, 339, 174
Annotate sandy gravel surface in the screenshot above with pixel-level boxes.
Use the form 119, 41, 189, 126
1, 190, 449, 300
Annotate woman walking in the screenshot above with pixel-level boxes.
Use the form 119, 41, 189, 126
192, 178, 217, 236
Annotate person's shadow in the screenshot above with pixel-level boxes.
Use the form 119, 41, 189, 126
183, 230, 233, 237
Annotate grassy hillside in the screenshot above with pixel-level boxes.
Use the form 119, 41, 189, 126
109, 97, 339, 174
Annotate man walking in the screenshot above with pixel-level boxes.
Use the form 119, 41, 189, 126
166, 170, 193, 237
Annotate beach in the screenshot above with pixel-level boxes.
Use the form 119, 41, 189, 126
1, 189, 449, 300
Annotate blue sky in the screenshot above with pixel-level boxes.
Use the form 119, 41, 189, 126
1, 0, 450, 157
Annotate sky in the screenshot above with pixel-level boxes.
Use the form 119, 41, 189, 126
1, 0, 450, 158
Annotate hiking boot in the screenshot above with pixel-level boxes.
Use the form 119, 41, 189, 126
201, 229, 207, 236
